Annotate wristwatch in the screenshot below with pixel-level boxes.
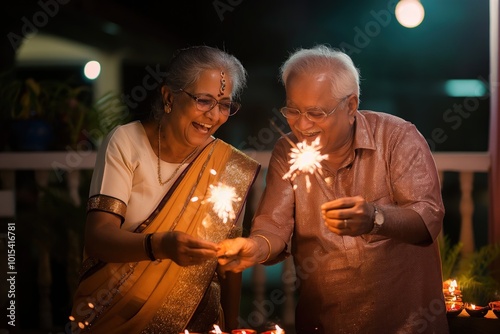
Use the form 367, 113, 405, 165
369, 204, 385, 235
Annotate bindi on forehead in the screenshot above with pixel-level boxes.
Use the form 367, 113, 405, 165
218, 71, 226, 97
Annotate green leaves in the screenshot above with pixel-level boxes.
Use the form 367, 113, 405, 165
439, 236, 500, 305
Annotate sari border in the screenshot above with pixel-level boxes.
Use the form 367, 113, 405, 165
87, 194, 127, 220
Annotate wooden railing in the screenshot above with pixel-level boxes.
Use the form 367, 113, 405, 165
0, 150, 491, 331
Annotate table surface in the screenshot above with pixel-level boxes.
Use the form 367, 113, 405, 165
448, 310, 500, 334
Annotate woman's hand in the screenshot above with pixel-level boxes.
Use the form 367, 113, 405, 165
155, 231, 218, 266
321, 195, 375, 236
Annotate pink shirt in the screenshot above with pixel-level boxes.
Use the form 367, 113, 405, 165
252, 110, 448, 333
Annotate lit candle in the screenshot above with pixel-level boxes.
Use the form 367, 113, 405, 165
465, 303, 489, 318
260, 324, 285, 334
445, 301, 464, 317
231, 330, 256, 334
490, 301, 500, 318
209, 325, 229, 334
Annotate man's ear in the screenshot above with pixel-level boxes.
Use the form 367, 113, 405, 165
347, 94, 359, 115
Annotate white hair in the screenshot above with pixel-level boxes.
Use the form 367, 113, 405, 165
280, 45, 361, 100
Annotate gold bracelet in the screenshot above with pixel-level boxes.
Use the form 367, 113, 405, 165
253, 234, 271, 264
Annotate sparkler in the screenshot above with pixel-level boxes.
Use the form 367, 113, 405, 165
205, 182, 241, 223
270, 119, 328, 192
191, 169, 241, 224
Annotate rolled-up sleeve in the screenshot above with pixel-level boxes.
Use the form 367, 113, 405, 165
387, 123, 445, 240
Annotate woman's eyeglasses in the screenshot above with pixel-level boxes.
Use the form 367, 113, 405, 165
177, 89, 240, 116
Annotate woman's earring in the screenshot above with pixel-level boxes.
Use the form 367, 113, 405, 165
164, 103, 171, 114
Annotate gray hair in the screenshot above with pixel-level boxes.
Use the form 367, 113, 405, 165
153, 45, 247, 119
279, 45, 360, 100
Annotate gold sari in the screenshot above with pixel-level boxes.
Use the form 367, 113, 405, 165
70, 139, 260, 333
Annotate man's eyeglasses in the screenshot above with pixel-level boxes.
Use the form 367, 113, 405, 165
177, 89, 240, 116
280, 95, 349, 122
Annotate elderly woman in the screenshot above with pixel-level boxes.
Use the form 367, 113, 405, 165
70, 46, 260, 334
218, 45, 448, 334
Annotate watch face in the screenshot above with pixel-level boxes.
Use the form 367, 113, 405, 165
375, 208, 384, 226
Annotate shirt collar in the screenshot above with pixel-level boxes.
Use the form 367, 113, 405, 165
352, 110, 376, 151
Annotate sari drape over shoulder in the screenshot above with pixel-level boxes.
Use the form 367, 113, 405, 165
70, 139, 260, 334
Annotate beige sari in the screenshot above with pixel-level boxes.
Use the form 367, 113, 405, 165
70, 139, 260, 333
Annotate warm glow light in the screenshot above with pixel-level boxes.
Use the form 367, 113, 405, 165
206, 183, 241, 223
282, 137, 328, 192
448, 279, 457, 294
395, 0, 425, 28
84, 60, 101, 80
213, 324, 222, 334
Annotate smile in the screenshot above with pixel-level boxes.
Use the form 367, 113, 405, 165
193, 121, 213, 132
301, 131, 321, 137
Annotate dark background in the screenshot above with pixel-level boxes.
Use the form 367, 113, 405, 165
2, 0, 491, 152
0, 0, 492, 332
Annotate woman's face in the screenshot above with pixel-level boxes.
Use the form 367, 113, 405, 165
165, 69, 234, 149
284, 71, 356, 154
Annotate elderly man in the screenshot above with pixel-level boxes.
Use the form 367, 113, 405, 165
218, 45, 448, 333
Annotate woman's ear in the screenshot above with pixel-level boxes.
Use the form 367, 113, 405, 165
161, 85, 172, 105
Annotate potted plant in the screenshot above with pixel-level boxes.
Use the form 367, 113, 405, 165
0, 74, 58, 150
440, 236, 500, 306
0, 71, 127, 151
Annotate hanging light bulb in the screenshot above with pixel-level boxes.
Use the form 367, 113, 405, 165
395, 0, 425, 28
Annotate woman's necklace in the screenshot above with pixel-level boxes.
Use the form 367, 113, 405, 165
157, 123, 198, 186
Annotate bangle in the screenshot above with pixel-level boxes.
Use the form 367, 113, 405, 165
253, 234, 271, 264
144, 233, 156, 261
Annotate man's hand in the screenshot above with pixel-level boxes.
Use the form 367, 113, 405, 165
321, 195, 375, 236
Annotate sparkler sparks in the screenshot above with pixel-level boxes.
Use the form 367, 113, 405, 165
270, 119, 328, 192
281, 137, 328, 193
205, 183, 241, 223
282, 137, 327, 177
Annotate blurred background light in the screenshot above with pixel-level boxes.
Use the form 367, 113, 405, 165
102, 22, 121, 36
395, 0, 425, 28
83, 60, 101, 80
444, 79, 487, 97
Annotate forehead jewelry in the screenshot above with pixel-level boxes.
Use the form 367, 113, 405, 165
218, 71, 226, 97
